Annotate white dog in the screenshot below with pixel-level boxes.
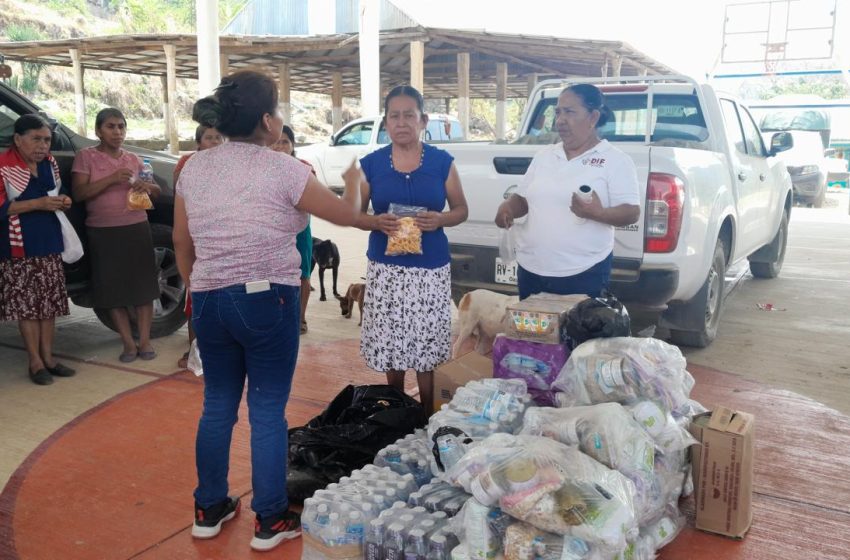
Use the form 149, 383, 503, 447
452, 289, 519, 358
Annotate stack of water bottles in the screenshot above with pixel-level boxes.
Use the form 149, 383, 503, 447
427, 378, 532, 472
374, 429, 434, 486
366, 502, 461, 560
407, 478, 470, 517
301, 465, 417, 560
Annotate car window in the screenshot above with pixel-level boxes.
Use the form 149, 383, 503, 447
377, 121, 389, 144
738, 106, 767, 157
335, 123, 372, 146
426, 119, 444, 141
720, 99, 747, 156
0, 102, 21, 149
448, 120, 463, 140
598, 93, 709, 143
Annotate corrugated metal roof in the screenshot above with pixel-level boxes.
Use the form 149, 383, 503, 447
225, 0, 310, 35
335, 0, 419, 33
224, 0, 418, 36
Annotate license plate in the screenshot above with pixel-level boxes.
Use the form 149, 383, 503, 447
495, 257, 517, 285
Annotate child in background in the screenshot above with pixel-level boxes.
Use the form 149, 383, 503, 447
272, 124, 315, 334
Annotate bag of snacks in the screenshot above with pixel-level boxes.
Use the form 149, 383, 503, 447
127, 188, 153, 210
385, 203, 426, 256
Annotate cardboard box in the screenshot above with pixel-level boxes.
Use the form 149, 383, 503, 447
492, 334, 569, 406
505, 293, 585, 344
688, 406, 755, 539
433, 351, 493, 409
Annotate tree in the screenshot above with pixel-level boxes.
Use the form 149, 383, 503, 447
5, 25, 46, 95
759, 76, 849, 100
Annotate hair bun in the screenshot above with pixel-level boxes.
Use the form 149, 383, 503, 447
597, 104, 612, 128
192, 96, 223, 128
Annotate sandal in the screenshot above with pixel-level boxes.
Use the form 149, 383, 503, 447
177, 351, 190, 369
300, 321, 308, 334
138, 349, 157, 361
47, 363, 76, 377
29, 368, 54, 385
119, 350, 138, 363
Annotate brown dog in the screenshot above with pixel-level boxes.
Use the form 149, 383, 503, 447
338, 283, 366, 326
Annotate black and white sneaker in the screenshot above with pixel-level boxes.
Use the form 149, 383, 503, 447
250, 509, 301, 552
191, 496, 241, 539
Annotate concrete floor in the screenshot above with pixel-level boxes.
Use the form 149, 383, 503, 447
0, 191, 848, 493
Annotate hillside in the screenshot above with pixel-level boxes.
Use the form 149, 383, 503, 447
0, 0, 516, 147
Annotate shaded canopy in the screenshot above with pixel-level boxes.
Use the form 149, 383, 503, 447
0, 26, 676, 98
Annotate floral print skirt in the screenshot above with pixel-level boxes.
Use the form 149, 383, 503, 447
0, 254, 69, 321
360, 261, 451, 373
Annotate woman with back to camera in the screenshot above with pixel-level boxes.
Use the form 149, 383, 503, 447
0, 114, 76, 385
71, 108, 161, 362
356, 85, 468, 415
271, 124, 314, 334
173, 70, 361, 552
495, 83, 640, 299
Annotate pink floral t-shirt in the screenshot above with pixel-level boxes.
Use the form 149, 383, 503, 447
71, 147, 146, 228
176, 142, 311, 291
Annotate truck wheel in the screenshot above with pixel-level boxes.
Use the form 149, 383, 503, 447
669, 239, 726, 348
750, 212, 788, 279
94, 224, 187, 339
813, 184, 826, 208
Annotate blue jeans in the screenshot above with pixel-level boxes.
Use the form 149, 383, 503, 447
191, 283, 300, 518
517, 253, 613, 300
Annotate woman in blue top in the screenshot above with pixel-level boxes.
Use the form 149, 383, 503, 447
356, 85, 468, 414
0, 114, 76, 385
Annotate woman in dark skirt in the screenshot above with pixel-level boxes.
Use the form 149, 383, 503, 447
71, 108, 161, 362
0, 114, 76, 385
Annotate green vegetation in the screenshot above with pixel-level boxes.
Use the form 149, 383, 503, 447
5, 25, 47, 95
761, 77, 849, 100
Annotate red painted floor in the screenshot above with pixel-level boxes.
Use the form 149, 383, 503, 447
1, 340, 848, 559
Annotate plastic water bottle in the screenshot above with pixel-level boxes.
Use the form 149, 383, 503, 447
139, 158, 154, 183
365, 518, 384, 560
427, 534, 450, 560
404, 528, 427, 560
345, 510, 365, 545
384, 523, 406, 560
436, 434, 466, 471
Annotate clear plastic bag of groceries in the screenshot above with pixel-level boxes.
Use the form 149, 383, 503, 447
427, 378, 531, 473
503, 521, 605, 560
625, 400, 699, 456
449, 498, 514, 560
445, 433, 637, 554
552, 337, 695, 416
520, 404, 665, 523
385, 203, 426, 256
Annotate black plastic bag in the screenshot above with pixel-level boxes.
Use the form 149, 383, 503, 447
287, 384, 426, 501
566, 295, 631, 347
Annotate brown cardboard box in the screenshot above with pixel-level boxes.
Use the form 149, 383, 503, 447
505, 293, 585, 344
688, 406, 755, 539
433, 351, 493, 409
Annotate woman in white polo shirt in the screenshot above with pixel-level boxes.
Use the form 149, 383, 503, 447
495, 83, 640, 299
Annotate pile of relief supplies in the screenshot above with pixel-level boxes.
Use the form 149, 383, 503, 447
298, 293, 708, 560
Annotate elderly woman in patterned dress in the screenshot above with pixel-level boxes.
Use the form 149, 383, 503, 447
355, 85, 468, 415
0, 114, 76, 385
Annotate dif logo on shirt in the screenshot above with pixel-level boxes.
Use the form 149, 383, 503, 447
582, 157, 606, 168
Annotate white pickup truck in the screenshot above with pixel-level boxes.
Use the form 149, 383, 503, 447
299, 113, 463, 190
445, 76, 794, 347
